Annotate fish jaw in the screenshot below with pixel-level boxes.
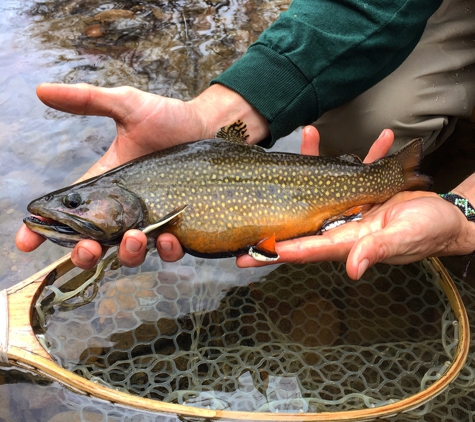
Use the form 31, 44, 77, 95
23, 215, 90, 247
26, 198, 116, 242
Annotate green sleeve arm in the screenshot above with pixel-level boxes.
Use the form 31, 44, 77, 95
211, 0, 443, 147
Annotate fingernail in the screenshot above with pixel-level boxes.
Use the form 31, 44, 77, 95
159, 241, 172, 253
125, 237, 142, 254
77, 247, 95, 263
376, 129, 387, 140
357, 258, 369, 279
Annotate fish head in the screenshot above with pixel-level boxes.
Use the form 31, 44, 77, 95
24, 181, 144, 247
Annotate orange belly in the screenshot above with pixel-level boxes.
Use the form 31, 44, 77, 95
167, 204, 348, 257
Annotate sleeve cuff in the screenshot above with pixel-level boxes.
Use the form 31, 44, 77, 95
211, 44, 318, 148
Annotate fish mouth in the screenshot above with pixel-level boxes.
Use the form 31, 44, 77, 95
24, 215, 96, 248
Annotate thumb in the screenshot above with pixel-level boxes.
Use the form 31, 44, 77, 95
36, 83, 137, 120
363, 129, 394, 164
300, 125, 320, 156
346, 230, 407, 280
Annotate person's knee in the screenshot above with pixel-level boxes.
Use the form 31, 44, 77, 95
390, 115, 458, 154
315, 85, 461, 157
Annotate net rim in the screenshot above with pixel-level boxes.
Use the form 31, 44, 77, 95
4, 255, 470, 422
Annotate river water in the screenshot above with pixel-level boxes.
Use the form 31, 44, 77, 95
0, 0, 295, 289
0, 1, 297, 420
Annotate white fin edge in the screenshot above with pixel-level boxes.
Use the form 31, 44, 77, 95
320, 213, 362, 233
142, 205, 188, 234
248, 246, 280, 262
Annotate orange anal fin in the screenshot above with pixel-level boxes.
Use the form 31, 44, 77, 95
248, 234, 279, 262
319, 206, 363, 233
342, 205, 363, 217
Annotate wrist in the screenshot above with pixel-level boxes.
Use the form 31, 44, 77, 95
451, 173, 475, 207
450, 211, 475, 257
439, 174, 475, 256
187, 84, 270, 144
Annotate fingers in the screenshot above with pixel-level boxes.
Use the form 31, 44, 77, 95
156, 233, 185, 262
71, 231, 147, 270
15, 224, 46, 252
117, 230, 149, 267
299, 126, 392, 161
236, 231, 355, 268
363, 129, 394, 163
300, 125, 320, 156
71, 240, 104, 270
344, 235, 378, 280
68, 230, 184, 270
36, 83, 137, 121
346, 230, 414, 280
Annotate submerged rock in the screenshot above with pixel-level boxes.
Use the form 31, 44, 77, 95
84, 23, 105, 37
93, 10, 135, 23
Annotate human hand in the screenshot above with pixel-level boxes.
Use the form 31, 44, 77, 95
237, 130, 475, 279
16, 83, 269, 269
237, 190, 464, 279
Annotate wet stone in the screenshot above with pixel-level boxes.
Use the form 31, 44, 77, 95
84, 23, 105, 37
93, 10, 135, 23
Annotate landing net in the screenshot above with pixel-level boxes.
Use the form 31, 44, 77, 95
34, 252, 470, 417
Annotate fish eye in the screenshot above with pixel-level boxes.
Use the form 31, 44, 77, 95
62, 193, 82, 209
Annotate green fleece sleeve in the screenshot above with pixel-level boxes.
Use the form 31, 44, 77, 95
211, 0, 443, 147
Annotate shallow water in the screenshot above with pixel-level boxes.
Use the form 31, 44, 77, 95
0, 0, 115, 287
0, 0, 296, 290
39, 254, 473, 415
0, 1, 298, 420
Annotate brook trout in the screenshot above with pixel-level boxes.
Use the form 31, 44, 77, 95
24, 121, 431, 261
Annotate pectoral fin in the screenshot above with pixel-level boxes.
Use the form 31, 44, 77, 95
248, 234, 279, 261
142, 205, 188, 234
319, 205, 363, 233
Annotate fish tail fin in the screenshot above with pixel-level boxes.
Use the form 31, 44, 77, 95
391, 138, 432, 191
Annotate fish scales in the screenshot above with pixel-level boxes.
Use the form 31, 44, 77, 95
24, 123, 431, 259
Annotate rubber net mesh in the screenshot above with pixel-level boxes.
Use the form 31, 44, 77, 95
29, 252, 474, 420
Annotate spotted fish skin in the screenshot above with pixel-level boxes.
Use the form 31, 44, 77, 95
25, 124, 431, 257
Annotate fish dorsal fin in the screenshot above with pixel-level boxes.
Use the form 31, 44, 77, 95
338, 153, 363, 164
215, 120, 249, 144
142, 204, 188, 234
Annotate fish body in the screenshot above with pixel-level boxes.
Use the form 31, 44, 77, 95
25, 122, 431, 259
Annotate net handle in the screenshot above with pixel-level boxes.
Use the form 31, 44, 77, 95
428, 257, 470, 370
5, 254, 74, 365
0, 289, 8, 364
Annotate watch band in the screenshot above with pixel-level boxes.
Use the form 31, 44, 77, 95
439, 192, 475, 222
